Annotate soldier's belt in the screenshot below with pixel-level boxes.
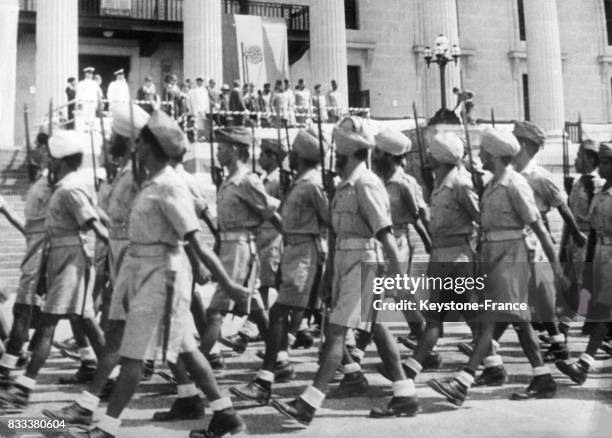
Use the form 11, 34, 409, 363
220, 231, 253, 242
128, 243, 173, 256
336, 237, 379, 251
481, 229, 525, 242
596, 233, 612, 245
284, 234, 316, 246
48, 235, 82, 248
432, 234, 471, 248
25, 219, 46, 234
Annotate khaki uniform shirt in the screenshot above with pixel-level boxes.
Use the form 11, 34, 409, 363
521, 161, 566, 216
385, 168, 424, 227
281, 168, 329, 235
107, 164, 137, 239
569, 170, 604, 231
24, 175, 53, 234
332, 162, 391, 239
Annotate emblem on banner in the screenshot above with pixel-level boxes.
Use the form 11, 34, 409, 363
244, 45, 264, 64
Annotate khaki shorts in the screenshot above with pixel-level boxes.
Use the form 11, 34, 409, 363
256, 229, 283, 287
275, 240, 320, 310
15, 232, 46, 307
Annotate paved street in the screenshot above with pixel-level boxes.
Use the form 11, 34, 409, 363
0, 312, 610, 438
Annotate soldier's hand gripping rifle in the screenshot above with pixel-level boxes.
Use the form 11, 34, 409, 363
412, 102, 434, 193
461, 107, 484, 197
209, 104, 224, 190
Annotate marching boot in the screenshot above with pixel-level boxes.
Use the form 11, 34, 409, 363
543, 343, 570, 362
397, 335, 418, 351
229, 379, 271, 405
510, 374, 556, 400
555, 360, 589, 385
329, 371, 369, 398
141, 359, 155, 381
422, 351, 442, 370
457, 342, 474, 357
190, 407, 246, 438
292, 329, 314, 349
370, 396, 420, 418
270, 397, 315, 427
0, 383, 29, 410
206, 353, 226, 371
274, 360, 295, 383
427, 377, 468, 407
43, 402, 94, 425
153, 395, 206, 421
58, 360, 97, 384
99, 378, 116, 401
474, 366, 508, 387
219, 333, 249, 355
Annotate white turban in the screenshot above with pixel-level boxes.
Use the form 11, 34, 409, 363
375, 129, 412, 156
111, 103, 150, 138
481, 127, 521, 157
429, 132, 464, 165
48, 130, 86, 159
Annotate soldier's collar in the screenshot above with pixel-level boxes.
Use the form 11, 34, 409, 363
341, 162, 368, 187
386, 167, 405, 184
491, 167, 513, 188
434, 166, 459, 192
226, 165, 249, 186
145, 164, 172, 186
520, 159, 537, 174
295, 167, 318, 184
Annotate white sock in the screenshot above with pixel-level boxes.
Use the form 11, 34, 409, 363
300, 385, 325, 409
483, 355, 503, 369
0, 353, 19, 369
277, 350, 289, 362
210, 396, 232, 412
177, 383, 199, 399
79, 347, 97, 362
454, 371, 474, 388
532, 366, 550, 376
392, 379, 415, 397
76, 391, 100, 412
550, 334, 565, 344
98, 415, 121, 436
209, 343, 221, 355
342, 362, 361, 374
345, 330, 356, 347
15, 374, 36, 390
288, 333, 296, 346
404, 358, 422, 376
579, 353, 595, 367
255, 369, 275, 383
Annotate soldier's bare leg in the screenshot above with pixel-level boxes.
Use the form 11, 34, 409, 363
25, 313, 62, 379
262, 303, 290, 370
74, 317, 105, 358
105, 358, 142, 419
513, 322, 545, 368
88, 321, 124, 394
413, 321, 442, 364
313, 323, 347, 392
200, 309, 224, 355
372, 324, 404, 381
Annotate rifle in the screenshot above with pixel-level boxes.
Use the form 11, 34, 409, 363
129, 101, 141, 187
250, 125, 258, 175
491, 108, 496, 128
209, 104, 224, 190
461, 107, 484, 197
48, 99, 53, 137
23, 104, 37, 182
562, 125, 573, 195
98, 98, 113, 183
412, 102, 434, 193
89, 128, 100, 192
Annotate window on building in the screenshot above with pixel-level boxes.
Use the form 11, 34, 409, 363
522, 74, 530, 121
605, 0, 612, 45
345, 0, 359, 30
517, 0, 526, 41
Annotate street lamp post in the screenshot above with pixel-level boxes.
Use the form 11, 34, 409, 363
424, 34, 461, 110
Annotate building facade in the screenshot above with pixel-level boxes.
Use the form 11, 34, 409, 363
2, 0, 612, 149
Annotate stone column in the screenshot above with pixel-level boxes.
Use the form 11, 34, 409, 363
422, 0, 461, 112
0, 0, 18, 148
524, 0, 564, 134
35, 0, 78, 126
183, 0, 223, 84
309, 0, 349, 110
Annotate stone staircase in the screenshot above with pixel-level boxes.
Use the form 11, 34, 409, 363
0, 149, 30, 296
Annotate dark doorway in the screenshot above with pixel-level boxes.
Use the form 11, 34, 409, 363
347, 65, 361, 108
79, 55, 131, 96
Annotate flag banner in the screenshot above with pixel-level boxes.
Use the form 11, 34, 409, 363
226, 14, 289, 90
101, 0, 131, 17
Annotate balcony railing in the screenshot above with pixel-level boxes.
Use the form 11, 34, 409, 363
20, 0, 309, 31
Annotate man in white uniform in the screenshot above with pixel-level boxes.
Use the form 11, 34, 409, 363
107, 69, 131, 111
187, 76, 210, 132
76, 67, 102, 130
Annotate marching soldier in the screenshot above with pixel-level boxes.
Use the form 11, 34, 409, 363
510, 121, 586, 361
0, 130, 108, 410
402, 132, 480, 383
371, 128, 433, 363
220, 138, 286, 354
270, 118, 420, 426
198, 127, 281, 357
561, 139, 603, 320
229, 128, 330, 405
66, 110, 249, 438
427, 127, 564, 406
43, 102, 150, 426
556, 142, 612, 384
